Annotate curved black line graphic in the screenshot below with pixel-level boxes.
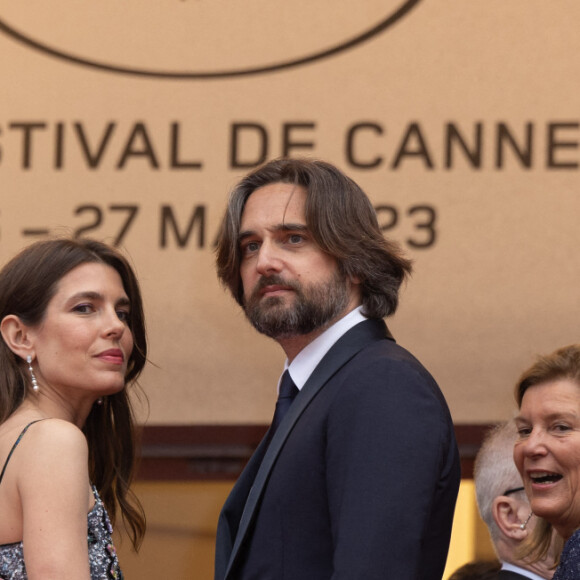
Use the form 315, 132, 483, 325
0, 0, 421, 79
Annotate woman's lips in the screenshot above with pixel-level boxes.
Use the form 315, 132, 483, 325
97, 349, 124, 364
528, 470, 563, 488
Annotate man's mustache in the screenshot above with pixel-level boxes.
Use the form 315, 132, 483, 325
248, 275, 301, 301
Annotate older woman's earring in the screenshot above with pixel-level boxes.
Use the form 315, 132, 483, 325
520, 511, 533, 530
26, 355, 39, 392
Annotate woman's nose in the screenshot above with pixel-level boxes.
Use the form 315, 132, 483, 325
103, 308, 126, 337
521, 430, 548, 457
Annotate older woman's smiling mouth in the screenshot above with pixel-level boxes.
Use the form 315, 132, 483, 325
528, 470, 563, 486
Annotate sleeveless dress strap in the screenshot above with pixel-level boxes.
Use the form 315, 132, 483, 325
0, 419, 47, 486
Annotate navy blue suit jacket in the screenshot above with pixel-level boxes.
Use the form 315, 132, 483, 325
215, 319, 460, 580
497, 571, 534, 579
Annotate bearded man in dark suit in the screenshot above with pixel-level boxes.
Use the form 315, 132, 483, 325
214, 157, 460, 580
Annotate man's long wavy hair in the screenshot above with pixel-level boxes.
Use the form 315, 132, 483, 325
216, 158, 412, 318
514, 344, 580, 566
0, 238, 147, 550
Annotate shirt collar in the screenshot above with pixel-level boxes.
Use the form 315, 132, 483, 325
501, 562, 547, 580
282, 306, 367, 391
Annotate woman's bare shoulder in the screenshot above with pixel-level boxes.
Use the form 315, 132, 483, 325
28, 417, 87, 453
11, 419, 89, 481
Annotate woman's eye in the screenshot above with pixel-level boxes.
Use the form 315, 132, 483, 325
517, 427, 531, 437
117, 310, 130, 322
73, 304, 94, 314
554, 424, 571, 433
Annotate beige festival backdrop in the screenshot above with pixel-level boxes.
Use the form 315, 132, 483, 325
0, 0, 579, 426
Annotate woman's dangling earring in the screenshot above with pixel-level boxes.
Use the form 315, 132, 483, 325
520, 511, 533, 530
26, 355, 39, 392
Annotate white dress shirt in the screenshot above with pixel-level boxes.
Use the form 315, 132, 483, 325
501, 561, 548, 580
279, 306, 367, 392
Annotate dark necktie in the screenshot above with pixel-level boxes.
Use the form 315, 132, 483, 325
269, 370, 299, 440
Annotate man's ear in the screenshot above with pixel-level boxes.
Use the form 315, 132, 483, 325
492, 496, 530, 541
0, 314, 35, 360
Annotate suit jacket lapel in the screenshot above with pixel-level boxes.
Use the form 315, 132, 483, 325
215, 434, 270, 580
224, 318, 393, 578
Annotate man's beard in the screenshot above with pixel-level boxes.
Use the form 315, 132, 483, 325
243, 271, 351, 339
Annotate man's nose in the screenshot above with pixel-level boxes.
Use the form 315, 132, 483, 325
255, 241, 283, 275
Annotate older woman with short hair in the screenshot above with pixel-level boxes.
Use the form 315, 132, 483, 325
514, 344, 580, 580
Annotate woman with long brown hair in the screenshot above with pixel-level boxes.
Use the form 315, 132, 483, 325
0, 238, 147, 579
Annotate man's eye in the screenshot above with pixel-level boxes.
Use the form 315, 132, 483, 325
288, 234, 303, 244
243, 241, 260, 254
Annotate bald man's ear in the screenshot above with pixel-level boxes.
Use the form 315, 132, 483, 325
492, 496, 529, 541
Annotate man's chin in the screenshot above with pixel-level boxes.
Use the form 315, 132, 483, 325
247, 296, 291, 316
245, 306, 299, 337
